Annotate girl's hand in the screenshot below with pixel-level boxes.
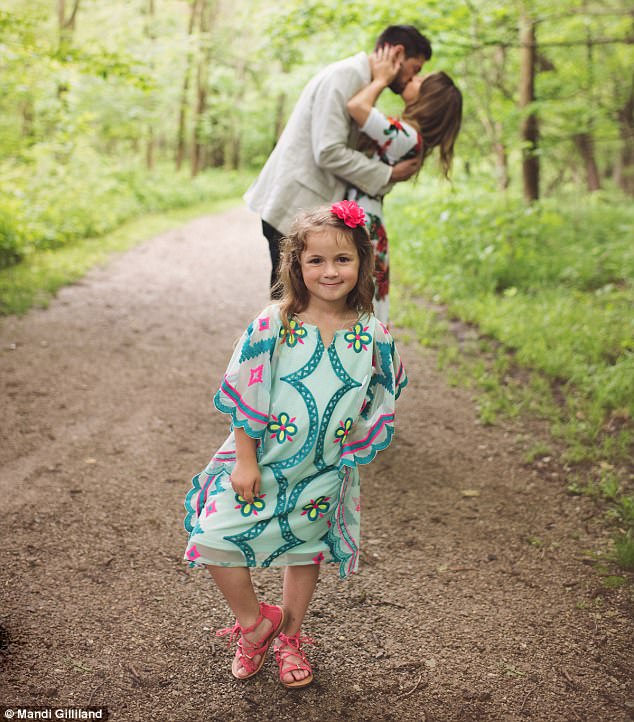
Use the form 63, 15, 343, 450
369, 45, 400, 86
230, 459, 261, 503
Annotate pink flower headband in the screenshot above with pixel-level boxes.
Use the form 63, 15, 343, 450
331, 200, 366, 229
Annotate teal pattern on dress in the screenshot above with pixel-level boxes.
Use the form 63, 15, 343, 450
183, 304, 407, 579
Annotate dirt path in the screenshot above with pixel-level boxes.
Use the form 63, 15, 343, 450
1, 206, 632, 722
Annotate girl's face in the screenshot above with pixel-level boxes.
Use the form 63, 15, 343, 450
402, 74, 424, 105
300, 229, 360, 307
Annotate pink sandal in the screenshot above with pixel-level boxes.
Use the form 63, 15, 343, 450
274, 631, 314, 688
216, 602, 285, 680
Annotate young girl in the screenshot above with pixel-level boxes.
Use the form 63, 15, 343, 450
184, 200, 407, 688
346, 47, 463, 324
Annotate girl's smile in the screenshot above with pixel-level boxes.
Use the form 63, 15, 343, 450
300, 230, 360, 307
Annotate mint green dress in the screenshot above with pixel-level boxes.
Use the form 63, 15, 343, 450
183, 304, 407, 578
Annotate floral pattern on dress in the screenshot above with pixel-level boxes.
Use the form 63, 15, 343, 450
344, 323, 372, 353
301, 496, 331, 521
234, 493, 266, 517
367, 212, 389, 302
334, 418, 353, 446
279, 319, 307, 347
267, 412, 298, 443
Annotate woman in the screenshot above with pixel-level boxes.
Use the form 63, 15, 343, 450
346, 48, 463, 323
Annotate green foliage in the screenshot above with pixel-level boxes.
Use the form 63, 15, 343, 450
390, 179, 633, 568
2, 0, 633, 200
0, 150, 253, 269
614, 533, 634, 570
389, 181, 634, 421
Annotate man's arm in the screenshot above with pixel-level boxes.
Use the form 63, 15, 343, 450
310, 62, 391, 196
312, 61, 418, 195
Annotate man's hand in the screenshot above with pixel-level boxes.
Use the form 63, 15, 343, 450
230, 459, 261, 504
390, 156, 422, 183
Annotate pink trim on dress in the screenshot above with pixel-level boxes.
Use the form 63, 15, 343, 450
340, 413, 394, 457
221, 378, 268, 425
336, 467, 358, 575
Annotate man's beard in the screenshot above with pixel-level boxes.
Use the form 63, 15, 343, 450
389, 78, 406, 94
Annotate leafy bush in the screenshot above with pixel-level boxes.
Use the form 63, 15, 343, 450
388, 181, 634, 418
390, 184, 634, 299
0, 196, 30, 268
0, 142, 252, 268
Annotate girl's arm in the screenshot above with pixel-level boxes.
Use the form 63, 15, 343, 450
230, 427, 261, 503
347, 46, 400, 128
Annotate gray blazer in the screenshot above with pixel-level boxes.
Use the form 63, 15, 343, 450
244, 52, 393, 235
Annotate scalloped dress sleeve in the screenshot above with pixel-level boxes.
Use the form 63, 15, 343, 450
212, 311, 280, 439
184, 307, 280, 534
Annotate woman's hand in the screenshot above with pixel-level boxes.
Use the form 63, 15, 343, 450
230, 458, 261, 504
348, 45, 400, 126
369, 45, 400, 87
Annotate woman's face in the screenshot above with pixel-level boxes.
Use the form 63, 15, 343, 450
402, 75, 424, 105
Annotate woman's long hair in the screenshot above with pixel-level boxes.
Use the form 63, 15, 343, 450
274, 207, 375, 330
403, 71, 463, 178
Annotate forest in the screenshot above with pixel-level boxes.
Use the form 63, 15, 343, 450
1, 0, 632, 261
1, 0, 633, 566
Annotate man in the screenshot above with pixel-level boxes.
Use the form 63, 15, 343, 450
244, 25, 432, 295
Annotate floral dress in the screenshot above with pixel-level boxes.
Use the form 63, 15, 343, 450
346, 108, 422, 324
184, 304, 407, 579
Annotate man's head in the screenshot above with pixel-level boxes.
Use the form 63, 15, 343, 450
375, 25, 432, 94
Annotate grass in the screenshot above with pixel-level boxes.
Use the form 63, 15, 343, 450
0, 196, 241, 316
387, 179, 634, 571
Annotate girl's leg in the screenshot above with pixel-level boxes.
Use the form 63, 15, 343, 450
279, 564, 320, 684
208, 566, 277, 678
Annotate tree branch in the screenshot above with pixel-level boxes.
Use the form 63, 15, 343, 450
63, 0, 80, 29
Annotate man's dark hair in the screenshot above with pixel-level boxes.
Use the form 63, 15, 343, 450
376, 25, 432, 60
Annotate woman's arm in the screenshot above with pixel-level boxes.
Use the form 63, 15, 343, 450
230, 427, 261, 503
346, 46, 400, 127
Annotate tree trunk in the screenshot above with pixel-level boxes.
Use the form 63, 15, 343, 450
175, 0, 200, 171
190, 58, 206, 175
57, 0, 80, 100
146, 127, 155, 170
227, 56, 247, 169
615, 84, 634, 195
191, 0, 215, 176
573, 132, 601, 191
519, 11, 539, 201
58, 0, 80, 50
145, 0, 156, 170
21, 101, 34, 139
494, 137, 510, 190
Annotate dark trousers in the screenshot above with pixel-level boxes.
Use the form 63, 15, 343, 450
262, 220, 284, 299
